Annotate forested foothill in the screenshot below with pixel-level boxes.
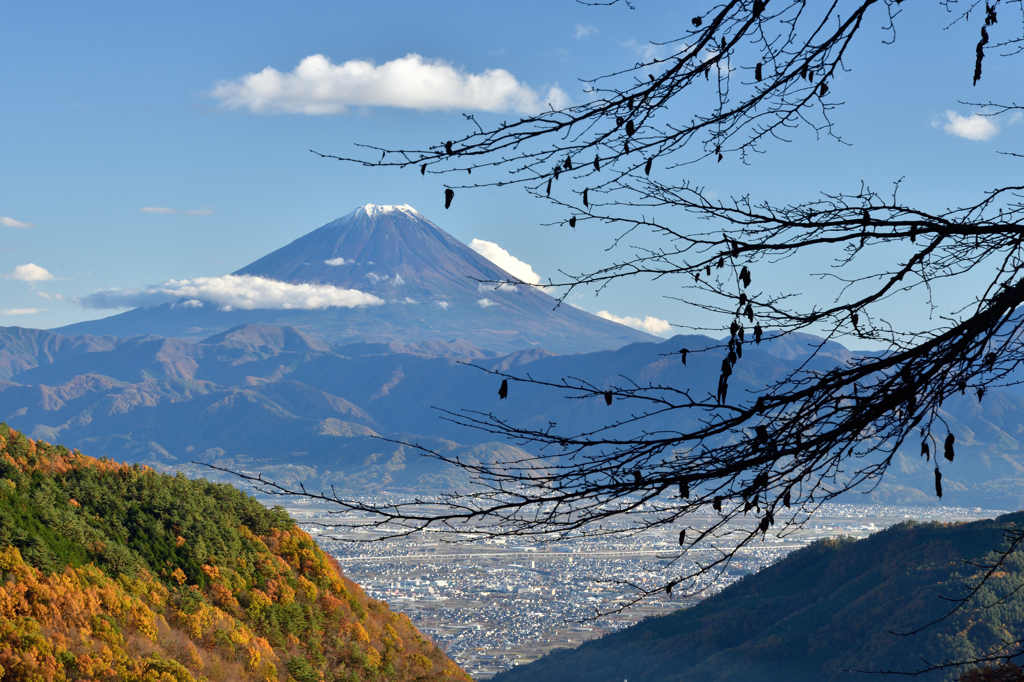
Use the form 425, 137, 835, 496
491, 514, 1024, 682
0, 423, 468, 682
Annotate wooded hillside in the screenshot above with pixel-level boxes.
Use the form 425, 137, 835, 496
0, 423, 469, 681
492, 515, 1024, 682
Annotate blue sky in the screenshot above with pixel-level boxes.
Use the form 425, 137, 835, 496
1, 1, 1020, 344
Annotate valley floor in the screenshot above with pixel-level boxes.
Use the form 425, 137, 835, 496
284, 501, 1005, 679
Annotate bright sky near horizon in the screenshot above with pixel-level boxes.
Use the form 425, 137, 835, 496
1, 1, 1021, 344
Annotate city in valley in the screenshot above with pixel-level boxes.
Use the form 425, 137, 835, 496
285, 502, 1004, 679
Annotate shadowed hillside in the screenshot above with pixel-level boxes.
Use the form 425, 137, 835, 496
492, 514, 1024, 682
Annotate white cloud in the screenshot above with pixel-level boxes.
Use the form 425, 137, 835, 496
575, 24, 597, 39
1, 308, 41, 315
325, 257, 353, 266
469, 238, 541, 285
477, 298, 497, 308
5, 263, 54, 282
435, 300, 451, 310
942, 111, 999, 141
1, 216, 34, 228
210, 53, 570, 115
597, 310, 672, 336
77, 274, 384, 311
478, 282, 518, 293
139, 207, 214, 216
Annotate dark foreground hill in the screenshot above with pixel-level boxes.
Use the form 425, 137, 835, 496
492, 515, 1024, 682
0, 423, 469, 682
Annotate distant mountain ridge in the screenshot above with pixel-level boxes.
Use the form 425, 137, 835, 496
2, 323, 1024, 507
56, 204, 657, 354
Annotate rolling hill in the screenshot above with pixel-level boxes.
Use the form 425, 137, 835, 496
491, 514, 1024, 682
0, 422, 469, 681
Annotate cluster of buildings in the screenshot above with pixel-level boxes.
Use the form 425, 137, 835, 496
294, 501, 1002, 679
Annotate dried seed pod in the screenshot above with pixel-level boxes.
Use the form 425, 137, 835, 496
944, 433, 955, 462
445, 141, 454, 155
604, 390, 613, 406
645, 157, 653, 175
755, 62, 762, 82
569, 216, 577, 228
444, 188, 455, 209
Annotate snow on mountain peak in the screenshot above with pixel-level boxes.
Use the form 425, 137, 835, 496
359, 203, 420, 217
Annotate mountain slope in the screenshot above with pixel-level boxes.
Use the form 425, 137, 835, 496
56, 204, 657, 354
492, 514, 1024, 682
0, 423, 469, 681
2, 324, 1024, 505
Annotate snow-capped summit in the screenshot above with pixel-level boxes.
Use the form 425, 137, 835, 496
56, 205, 658, 354
358, 203, 420, 218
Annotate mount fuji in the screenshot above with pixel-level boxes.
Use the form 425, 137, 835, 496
57, 204, 657, 354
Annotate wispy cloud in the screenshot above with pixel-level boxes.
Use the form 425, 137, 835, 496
77, 274, 384, 311
1, 216, 35, 228
325, 257, 354, 266
139, 207, 214, 216
575, 24, 597, 39
477, 298, 497, 308
469, 238, 541, 285
1, 308, 42, 315
5, 263, 54, 282
435, 300, 451, 310
941, 111, 999, 141
597, 310, 672, 335
211, 53, 570, 115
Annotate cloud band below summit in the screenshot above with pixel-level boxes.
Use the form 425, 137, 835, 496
78, 274, 384, 311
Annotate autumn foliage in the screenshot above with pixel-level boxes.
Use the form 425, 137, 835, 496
0, 423, 470, 681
